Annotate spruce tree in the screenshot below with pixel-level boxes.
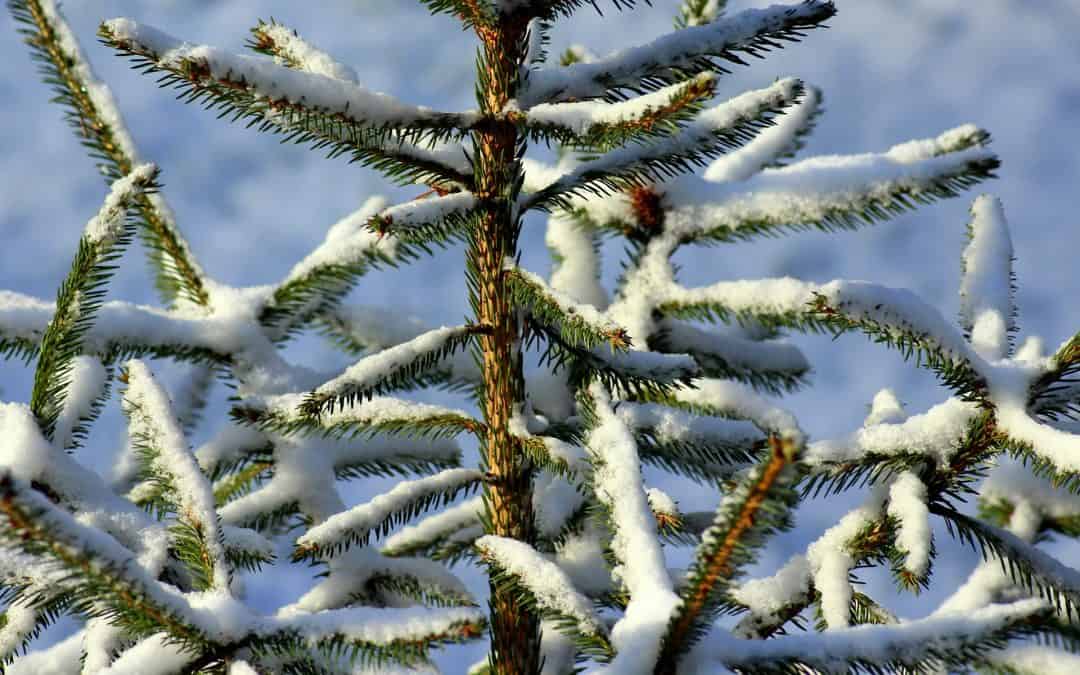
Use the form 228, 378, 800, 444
2, 1, 1079, 673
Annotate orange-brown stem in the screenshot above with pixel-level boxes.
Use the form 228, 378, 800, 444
471, 14, 542, 675
655, 437, 791, 675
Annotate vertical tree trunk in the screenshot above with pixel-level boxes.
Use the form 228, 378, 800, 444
471, 13, 542, 675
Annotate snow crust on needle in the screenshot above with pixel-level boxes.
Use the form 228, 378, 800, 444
816, 280, 983, 365
282, 197, 391, 285
476, 535, 606, 637
587, 383, 679, 674
102, 19, 478, 128
704, 87, 821, 183
506, 260, 620, 335
376, 192, 476, 232
382, 496, 483, 556
311, 324, 475, 402
0, 402, 173, 577
699, 598, 1046, 671
52, 355, 107, 450
960, 195, 1014, 359
668, 277, 820, 321
805, 397, 980, 467
887, 472, 932, 577
8, 630, 84, 675
101, 633, 192, 675
257, 392, 471, 429
518, 2, 832, 106
256, 22, 359, 83
661, 126, 995, 242
297, 468, 482, 553
0, 287, 306, 395
536, 78, 801, 203
518, 73, 715, 136
123, 360, 229, 590
987, 361, 1080, 474
219, 433, 460, 528
36, 0, 196, 283
734, 489, 888, 630
617, 401, 762, 447
662, 320, 810, 376
672, 378, 803, 443
290, 547, 471, 613
83, 164, 156, 247
272, 604, 485, 646
981, 462, 1080, 519
0, 479, 252, 639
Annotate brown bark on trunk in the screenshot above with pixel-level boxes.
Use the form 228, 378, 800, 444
471, 14, 542, 675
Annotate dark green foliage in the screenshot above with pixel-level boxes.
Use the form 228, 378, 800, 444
522, 73, 716, 151
9, 0, 209, 308
0, 475, 212, 649
231, 401, 482, 442
293, 472, 484, 561
656, 441, 801, 669
810, 293, 988, 402
936, 505, 1080, 621
30, 169, 156, 440
99, 23, 474, 188
300, 325, 487, 416
506, 265, 631, 351
524, 82, 805, 212
680, 149, 999, 247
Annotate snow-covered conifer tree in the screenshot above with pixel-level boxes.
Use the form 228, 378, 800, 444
2, 0, 1079, 673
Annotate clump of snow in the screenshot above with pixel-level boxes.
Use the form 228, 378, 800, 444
375, 192, 476, 236
506, 259, 622, 338
806, 397, 979, 468
586, 383, 679, 674
704, 87, 821, 183
532, 78, 803, 208
981, 462, 1080, 521
960, 195, 1014, 359
887, 472, 932, 577
702, 598, 1047, 670
52, 355, 107, 450
122, 360, 229, 591
309, 324, 475, 409
545, 210, 609, 310
672, 378, 803, 444
865, 388, 906, 426
382, 496, 483, 557
297, 468, 482, 555
280, 197, 391, 287
476, 535, 607, 637
82, 164, 156, 247
254, 22, 359, 83
102, 19, 479, 129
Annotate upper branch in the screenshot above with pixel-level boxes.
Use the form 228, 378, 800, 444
523, 78, 804, 211
518, 0, 835, 106
31, 166, 157, 440
10, 0, 209, 307
99, 19, 477, 187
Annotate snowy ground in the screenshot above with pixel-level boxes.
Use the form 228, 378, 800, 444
1, 0, 1079, 670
